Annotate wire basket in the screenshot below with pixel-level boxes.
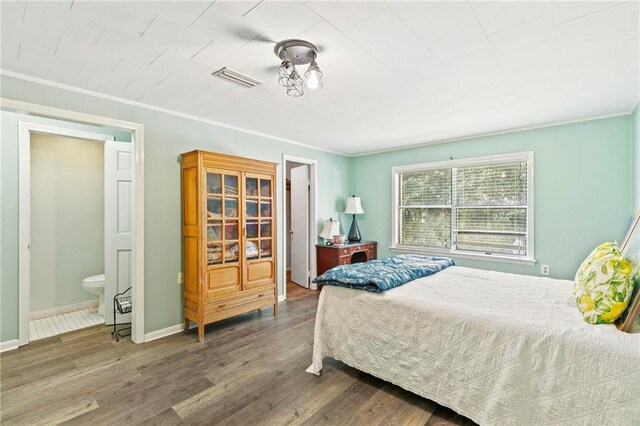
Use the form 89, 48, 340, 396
113, 287, 132, 341
115, 295, 132, 314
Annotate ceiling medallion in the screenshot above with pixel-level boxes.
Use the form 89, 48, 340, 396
274, 39, 323, 97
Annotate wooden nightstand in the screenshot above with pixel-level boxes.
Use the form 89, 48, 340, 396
316, 241, 377, 276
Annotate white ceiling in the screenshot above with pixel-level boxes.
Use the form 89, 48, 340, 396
1, 1, 638, 155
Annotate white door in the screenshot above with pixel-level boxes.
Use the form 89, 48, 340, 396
290, 165, 310, 287
104, 141, 134, 325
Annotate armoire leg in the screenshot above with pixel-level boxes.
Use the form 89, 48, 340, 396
198, 325, 205, 342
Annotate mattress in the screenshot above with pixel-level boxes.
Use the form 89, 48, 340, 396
307, 266, 640, 425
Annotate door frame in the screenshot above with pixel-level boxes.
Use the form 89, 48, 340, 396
281, 155, 318, 300
7, 97, 146, 344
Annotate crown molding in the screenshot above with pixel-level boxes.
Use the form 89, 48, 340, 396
2, 70, 637, 159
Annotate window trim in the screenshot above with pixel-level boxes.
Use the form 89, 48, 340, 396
391, 151, 535, 264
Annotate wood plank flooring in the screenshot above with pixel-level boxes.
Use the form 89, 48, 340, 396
0, 282, 476, 425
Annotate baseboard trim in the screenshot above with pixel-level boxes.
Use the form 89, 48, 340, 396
0, 339, 19, 353
144, 324, 184, 343
145, 300, 286, 343
30, 300, 99, 320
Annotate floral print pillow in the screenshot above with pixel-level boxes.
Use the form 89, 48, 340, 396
574, 242, 619, 295
574, 242, 633, 324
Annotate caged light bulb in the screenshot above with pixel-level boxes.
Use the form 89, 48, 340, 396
304, 60, 323, 90
306, 69, 320, 89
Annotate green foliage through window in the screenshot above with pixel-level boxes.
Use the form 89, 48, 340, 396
397, 160, 530, 257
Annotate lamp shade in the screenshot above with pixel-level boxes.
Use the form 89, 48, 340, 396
345, 196, 364, 215
319, 218, 340, 240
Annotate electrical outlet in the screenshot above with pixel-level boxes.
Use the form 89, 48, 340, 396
177, 272, 183, 284
540, 265, 549, 276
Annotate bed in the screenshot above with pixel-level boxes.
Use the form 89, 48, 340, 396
307, 266, 640, 425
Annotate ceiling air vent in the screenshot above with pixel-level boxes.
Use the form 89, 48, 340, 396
211, 67, 262, 88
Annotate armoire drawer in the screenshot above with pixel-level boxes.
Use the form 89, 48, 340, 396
205, 288, 273, 313
204, 290, 274, 323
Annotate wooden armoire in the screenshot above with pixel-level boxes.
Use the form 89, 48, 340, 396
181, 150, 277, 341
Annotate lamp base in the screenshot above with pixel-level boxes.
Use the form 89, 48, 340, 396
348, 215, 361, 243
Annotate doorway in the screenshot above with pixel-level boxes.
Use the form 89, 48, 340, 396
282, 155, 318, 300
18, 122, 137, 345
29, 133, 106, 340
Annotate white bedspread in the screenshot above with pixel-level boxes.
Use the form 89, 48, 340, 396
307, 266, 640, 425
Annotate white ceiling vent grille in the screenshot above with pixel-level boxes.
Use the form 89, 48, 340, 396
211, 67, 262, 88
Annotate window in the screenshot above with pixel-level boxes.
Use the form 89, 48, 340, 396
392, 152, 534, 263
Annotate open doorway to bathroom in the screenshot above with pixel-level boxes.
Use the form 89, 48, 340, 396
18, 120, 136, 345
28, 133, 106, 340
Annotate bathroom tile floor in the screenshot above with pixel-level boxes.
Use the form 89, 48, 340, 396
30, 308, 104, 341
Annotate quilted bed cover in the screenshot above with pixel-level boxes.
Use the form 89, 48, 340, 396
307, 266, 640, 425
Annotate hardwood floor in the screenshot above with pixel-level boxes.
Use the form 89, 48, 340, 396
1, 282, 476, 425
285, 279, 316, 301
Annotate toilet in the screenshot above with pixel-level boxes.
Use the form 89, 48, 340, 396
82, 274, 105, 316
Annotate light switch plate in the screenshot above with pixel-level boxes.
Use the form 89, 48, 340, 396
177, 272, 183, 284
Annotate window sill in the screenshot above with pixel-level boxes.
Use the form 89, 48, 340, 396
389, 246, 537, 266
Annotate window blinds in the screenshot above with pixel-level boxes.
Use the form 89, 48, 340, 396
397, 160, 529, 257
398, 169, 452, 248
455, 162, 528, 256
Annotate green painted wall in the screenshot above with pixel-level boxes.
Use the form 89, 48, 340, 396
352, 116, 635, 280
1, 75, 351, 342
30, 134, 104, 312
633, 104, 640, 212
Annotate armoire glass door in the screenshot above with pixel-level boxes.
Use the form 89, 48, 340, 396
206, 170, 240, 266
245, 175, 273, 262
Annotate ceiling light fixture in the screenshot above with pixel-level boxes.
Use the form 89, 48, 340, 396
212, 67, 262, 88
274, 39, 323, 97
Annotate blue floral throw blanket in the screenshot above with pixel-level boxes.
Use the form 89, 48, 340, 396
313, 254, 455, 293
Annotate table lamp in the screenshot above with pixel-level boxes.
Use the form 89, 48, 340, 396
319, 217, 340, 245
345, 195, 364, 242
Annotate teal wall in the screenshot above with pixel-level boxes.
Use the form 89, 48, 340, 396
30, 134, 104, 312
633, 104, 640, 212
352, 116, 636, 280
1, 75, 351, 342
